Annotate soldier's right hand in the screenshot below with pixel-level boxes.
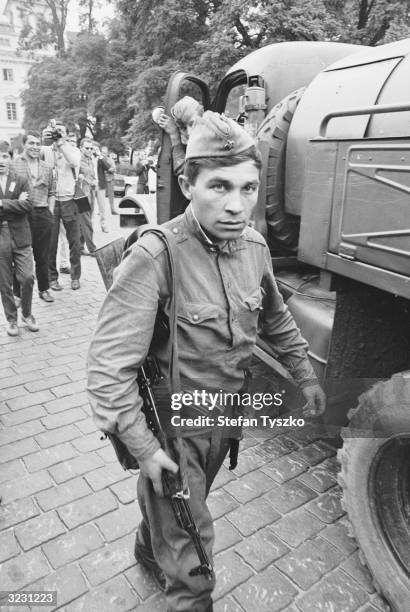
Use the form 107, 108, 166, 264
139, 448, 179, 497
19, 192, 29, 202
158, 114, 179, 138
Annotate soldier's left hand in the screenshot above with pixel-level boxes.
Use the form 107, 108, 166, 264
301, 384, 326, 417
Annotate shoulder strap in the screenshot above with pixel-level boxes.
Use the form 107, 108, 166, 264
138, 225, 180, 393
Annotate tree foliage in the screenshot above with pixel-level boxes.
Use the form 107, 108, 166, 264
22, 0, 410, 149
19, 0, 71, 56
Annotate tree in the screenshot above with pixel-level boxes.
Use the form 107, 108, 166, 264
78, 0, 106, 33
18, 0, 71, 56
22, 0, 410, 151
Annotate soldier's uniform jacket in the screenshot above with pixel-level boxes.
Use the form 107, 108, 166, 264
87, 204, 317, 462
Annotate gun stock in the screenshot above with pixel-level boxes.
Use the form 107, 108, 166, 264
95, 237, 126, 290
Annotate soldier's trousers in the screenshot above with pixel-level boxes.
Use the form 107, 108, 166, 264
137, 428, 232, 612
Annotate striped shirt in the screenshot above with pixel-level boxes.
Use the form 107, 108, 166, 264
11, 154, 55, 208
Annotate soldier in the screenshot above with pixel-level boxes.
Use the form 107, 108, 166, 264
87, 112, 325, 611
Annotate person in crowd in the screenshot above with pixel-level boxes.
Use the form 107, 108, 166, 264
87, 113, 326, 611
94, 142, 115, 230
12, 130, 55, 303
156, 96, 204, 175
135, 156, 156, 194
43, 121, 82, 291
78, 138, 97, 255
0, 140, 37, 336
101, 146, 116, 214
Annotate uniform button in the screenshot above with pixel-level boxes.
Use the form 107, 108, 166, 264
193, 314, 199, 321
172, 228, 178, 234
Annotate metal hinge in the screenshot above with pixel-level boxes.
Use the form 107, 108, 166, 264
338, 242, 357, 260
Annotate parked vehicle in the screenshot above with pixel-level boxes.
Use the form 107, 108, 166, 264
113, 173, 139, 197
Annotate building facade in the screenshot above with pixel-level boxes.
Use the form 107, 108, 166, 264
0, 1, 31, 144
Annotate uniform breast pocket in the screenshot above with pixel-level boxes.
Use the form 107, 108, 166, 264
178, 302, 220, 326
244, 287, 264, 312
238, 287, 265, 336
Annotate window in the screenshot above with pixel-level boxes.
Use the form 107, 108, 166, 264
3, 68, 14, 81
6, 103, 17, 121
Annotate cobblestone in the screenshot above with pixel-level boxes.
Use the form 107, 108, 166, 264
84, 462, 131, 491
214, 551, 254, 599
232, 566, 298, 611
0, 498, 40, 531
260, 451, 309, 483
1, 470, 54, 504
224, 470, 276, 504
214, 517, 243, 555
14, 510, 66, 550
62, 574, 140, 611
270, 508, 324, 547
48, 451, 104, 482
275, 537, 344, 590
0, 529, 20, 562
306, 488, 345, 524
41, 406, 87, 429
36, 476, 93, 511
43, 393, 89, 414
58, 489, 118, 529
27, 564, 88, 608
226, 496, 280, 536
34, 424, 81, 448
265, 478, 317, 513
42, 524, 104, 568
0, 458, 27, 484
6, 390, 55, 412
235, 525, 289, 571
110, 477, 138, 504
95, 501, 142, 541
207, 488, 241, 520
319, 519, 358, 556
0, 437, 39, 463
0, 548, 50, 591
23, 443, 78, 472
79, 533, 135, 586
295, 568, 368, 611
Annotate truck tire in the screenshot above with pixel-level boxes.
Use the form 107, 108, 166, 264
257, 87, 305, 253
337, 372, 410, 612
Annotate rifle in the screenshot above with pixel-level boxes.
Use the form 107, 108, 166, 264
138, 355, 213, 578
95, 232, 213, 580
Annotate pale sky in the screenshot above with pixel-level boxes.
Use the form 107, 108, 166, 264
67, 0, 116, 32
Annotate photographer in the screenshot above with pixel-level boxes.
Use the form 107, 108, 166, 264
42, 121, 82, 291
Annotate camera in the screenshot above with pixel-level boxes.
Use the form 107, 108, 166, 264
42, 119, 64, 146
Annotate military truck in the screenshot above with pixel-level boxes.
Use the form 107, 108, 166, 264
119, 38, 410, 611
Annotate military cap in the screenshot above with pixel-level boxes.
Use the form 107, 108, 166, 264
185, 111, 256, 160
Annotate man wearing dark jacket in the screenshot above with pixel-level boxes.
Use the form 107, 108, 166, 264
0, 141, 37, 336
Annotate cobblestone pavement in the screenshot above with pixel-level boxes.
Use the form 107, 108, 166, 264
0, 216, 388, 612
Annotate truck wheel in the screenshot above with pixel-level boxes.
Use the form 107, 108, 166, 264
257, 87, 305, 253
337, 372, 410, 612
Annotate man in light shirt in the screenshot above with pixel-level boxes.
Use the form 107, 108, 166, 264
42, 121, 82, 291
